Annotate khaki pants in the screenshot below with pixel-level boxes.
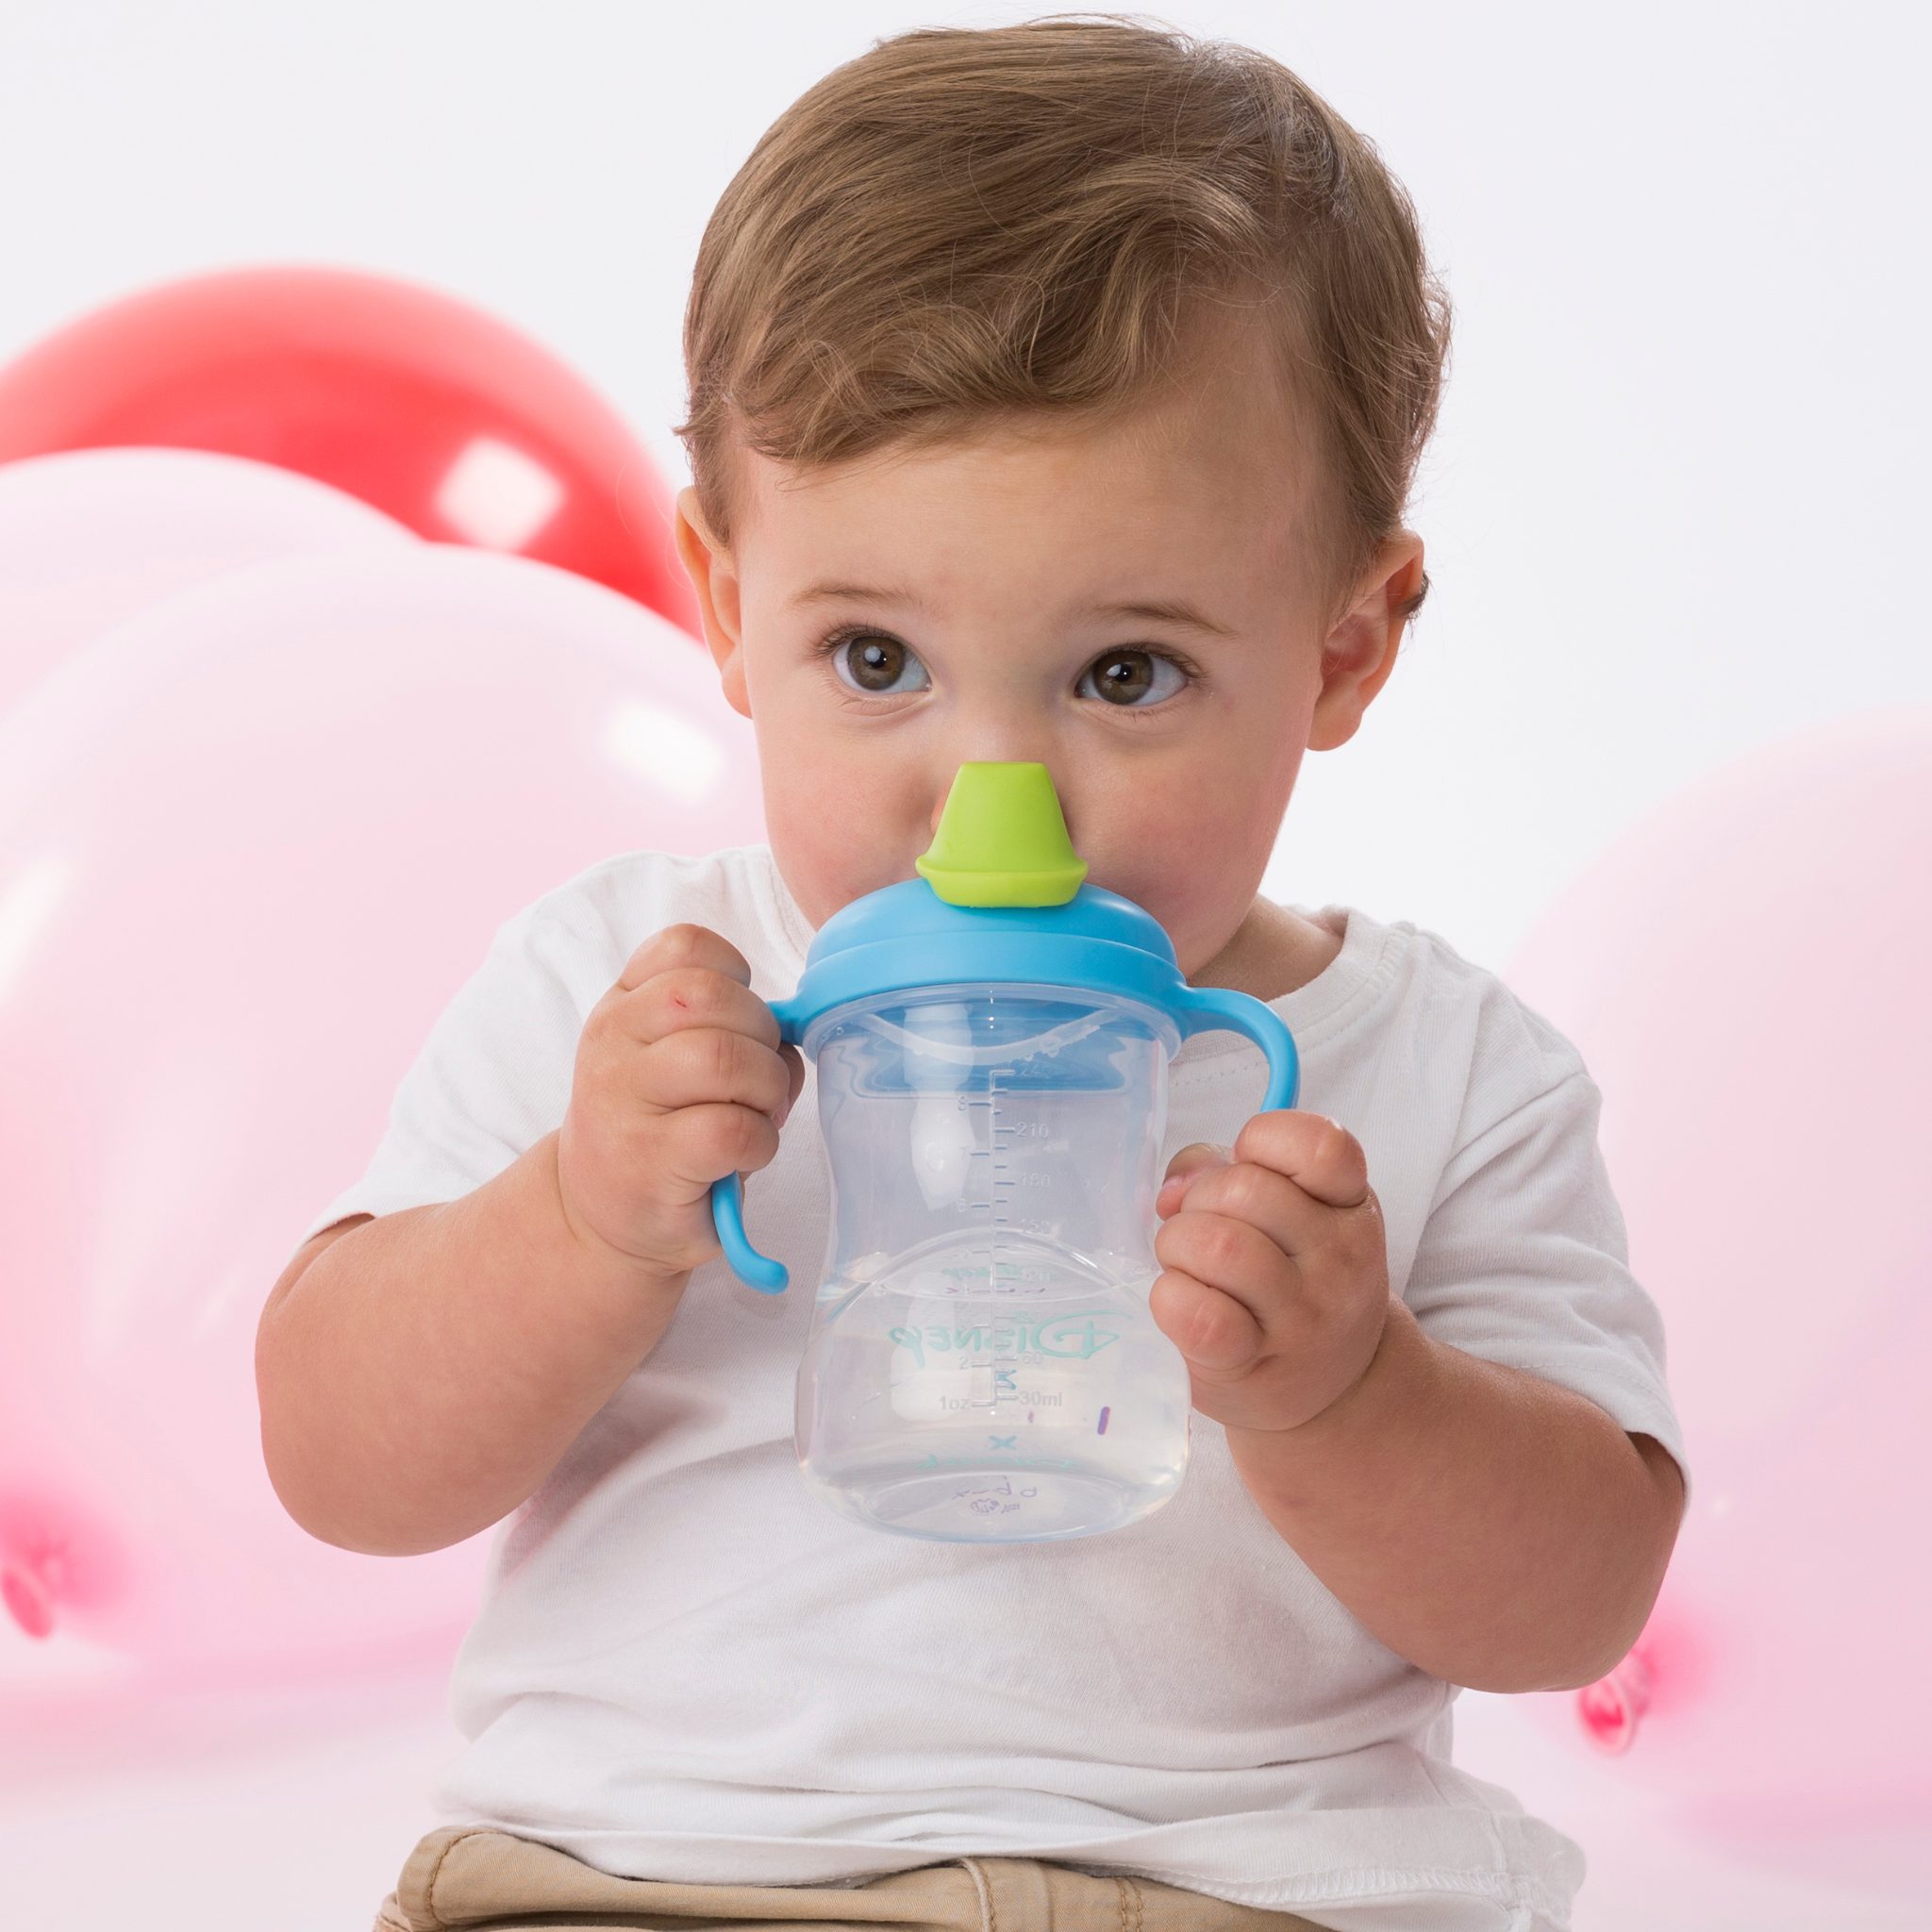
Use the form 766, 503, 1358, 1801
376, 1827, 1323, 1932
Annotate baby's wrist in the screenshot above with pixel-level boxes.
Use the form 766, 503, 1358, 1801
531, 1135, 692, 1309
1222, 1299, 1426, 1499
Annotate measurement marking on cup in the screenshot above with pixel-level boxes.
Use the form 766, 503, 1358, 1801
1097, 1407, 1111, 1436
989, 1070, 1016, 1231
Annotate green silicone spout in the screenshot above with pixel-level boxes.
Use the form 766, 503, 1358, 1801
915, 762, 1089, 908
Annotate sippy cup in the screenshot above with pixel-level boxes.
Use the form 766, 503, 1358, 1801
710, 764, 1298, 1544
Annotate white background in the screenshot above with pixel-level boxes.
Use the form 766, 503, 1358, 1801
1, 4, 1927, 1928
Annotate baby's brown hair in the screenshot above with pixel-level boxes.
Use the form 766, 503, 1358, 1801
680, 17, 1449, 611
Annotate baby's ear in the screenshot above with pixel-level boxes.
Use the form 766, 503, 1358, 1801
674, 488, 751, 717
1308, 534, 1425, 751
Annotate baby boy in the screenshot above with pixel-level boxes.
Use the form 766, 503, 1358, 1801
258, 21, 1685, 1932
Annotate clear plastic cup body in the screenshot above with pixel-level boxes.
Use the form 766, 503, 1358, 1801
795, 983, 1191, 1542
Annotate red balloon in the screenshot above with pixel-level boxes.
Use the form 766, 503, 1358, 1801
0, 268, 700, 635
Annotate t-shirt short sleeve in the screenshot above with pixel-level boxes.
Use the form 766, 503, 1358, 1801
1401, 1001, 1686, 1477
303, 888, 627, 1241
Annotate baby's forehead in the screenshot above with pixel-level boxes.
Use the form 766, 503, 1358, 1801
721, 389, 1336, 634
679, 21, 1443, 599
729, 332, 1324, 555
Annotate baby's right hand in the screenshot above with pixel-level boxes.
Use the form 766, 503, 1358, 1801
556, 924, 804, 1284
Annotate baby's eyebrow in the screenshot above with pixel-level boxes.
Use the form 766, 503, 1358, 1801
787, 581, 928, 613
1092, 597, 1236, 638
786, 583, 1235, 638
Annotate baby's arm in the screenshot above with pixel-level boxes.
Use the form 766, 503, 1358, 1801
255, 926, 803, 1557
1153, 1117, 1683, 1693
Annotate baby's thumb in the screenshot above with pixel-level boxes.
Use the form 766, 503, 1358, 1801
1157, 1142, 1232, 1218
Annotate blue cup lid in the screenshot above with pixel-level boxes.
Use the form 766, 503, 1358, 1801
769, 878, 1299, 1118
768, 880, 1170, 1035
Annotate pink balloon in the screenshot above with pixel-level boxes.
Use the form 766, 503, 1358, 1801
0, 448, 415, 719
0, 545, 761, 1711
1506, 708, 1932, 1829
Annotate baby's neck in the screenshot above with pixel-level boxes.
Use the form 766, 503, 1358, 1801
1189, 895, 1341, 1004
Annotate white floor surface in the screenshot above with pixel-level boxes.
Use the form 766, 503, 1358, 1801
1, 1636, 1924, 1932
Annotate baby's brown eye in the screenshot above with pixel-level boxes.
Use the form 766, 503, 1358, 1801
1091, 652, 1152, 704
834, 633, 930, 694
1079, 649, 1184, 708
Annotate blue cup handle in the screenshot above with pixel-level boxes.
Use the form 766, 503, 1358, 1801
1172, 986, 1300, 1113
709, 1172, 790, 1293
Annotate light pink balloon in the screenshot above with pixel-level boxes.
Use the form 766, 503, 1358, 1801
0, 447, 414, 719
0, 545, 761, 1707
1506, 708, 1932, 1830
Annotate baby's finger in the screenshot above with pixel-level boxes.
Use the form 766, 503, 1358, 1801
1167, 1158, 1341, 1261
1156, 1142, 1232, 1219
658, 1098, 785, 1197
619, 967, 783, 1052
637, 1028, 796, 1120
618, 924, 754, 993
1154, 1208, 1297, 1328
1148, 1265, 1267, 1374
1234, 1110, 1370, 1210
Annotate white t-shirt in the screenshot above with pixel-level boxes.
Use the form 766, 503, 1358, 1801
313, 845, 1683, 1932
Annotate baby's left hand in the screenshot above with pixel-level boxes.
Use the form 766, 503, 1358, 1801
1152, 1113, 1391, 1434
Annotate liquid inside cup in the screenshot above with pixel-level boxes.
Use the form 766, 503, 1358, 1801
795, 988, 1192, 1542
